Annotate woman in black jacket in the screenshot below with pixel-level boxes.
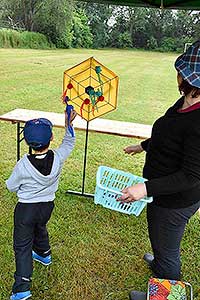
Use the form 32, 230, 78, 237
120, 41, 200, 280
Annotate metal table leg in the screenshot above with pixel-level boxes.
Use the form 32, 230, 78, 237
17, 122, 25, 161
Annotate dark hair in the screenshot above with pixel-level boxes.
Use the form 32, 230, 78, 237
30, 141, 50, 151
179, 80, 200, 98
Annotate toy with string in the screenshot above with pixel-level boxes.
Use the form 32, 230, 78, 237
62, 57, 119, 122
62, 90, 75, 137
62, 82, 73, 100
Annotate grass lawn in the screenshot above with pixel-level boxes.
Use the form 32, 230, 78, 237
0, 48, 199, 300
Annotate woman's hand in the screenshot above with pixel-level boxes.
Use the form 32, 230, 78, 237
117, 183, 147, 203
124, 144, 143, 156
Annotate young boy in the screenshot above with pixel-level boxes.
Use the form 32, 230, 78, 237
6, 110, 76, 300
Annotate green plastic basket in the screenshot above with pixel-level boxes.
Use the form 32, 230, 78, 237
94, 166, 153, 216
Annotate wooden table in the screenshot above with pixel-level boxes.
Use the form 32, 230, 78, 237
0, 108, 152, 135
0, 108, 152, 198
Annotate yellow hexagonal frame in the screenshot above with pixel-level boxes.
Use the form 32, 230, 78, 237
63, 57, 119, 121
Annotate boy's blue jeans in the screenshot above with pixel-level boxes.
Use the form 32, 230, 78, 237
147, 200, 200, 280
12, 201, 54, 293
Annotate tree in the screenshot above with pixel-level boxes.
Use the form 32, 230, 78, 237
128, 7, 149, 48
0, 0, 44, 31
0, 0, 74, 47
71, 9, 93, 48
81, 2, 113, 48
109, 6, 132, 48
34, 0, 74, 48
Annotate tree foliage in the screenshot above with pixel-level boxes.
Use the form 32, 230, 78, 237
76, 2, 114, 48
34, 0, 73, 48
0, 0, 73, 47
71, 8, 93, 48
0, 0, 200, 51
0, 0, 43, 31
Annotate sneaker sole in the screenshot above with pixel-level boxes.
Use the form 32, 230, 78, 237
10, 294, 32, 300
22, 295, 32, 300
33, 257, 52, 266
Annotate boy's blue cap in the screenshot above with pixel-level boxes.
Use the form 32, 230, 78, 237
175, 40, 200, 88
24, 118, 53, 149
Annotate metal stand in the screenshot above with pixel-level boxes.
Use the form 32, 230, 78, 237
67, 121, 94, 198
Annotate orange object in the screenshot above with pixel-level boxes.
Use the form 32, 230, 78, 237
80, 98, 90, 118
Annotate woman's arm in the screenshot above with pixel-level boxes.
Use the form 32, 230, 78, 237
119, 124, 200, 202
140, 138, 151, 152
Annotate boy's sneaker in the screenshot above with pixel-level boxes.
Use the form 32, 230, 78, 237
32, 250, 52, 266
10, 291, 32, 300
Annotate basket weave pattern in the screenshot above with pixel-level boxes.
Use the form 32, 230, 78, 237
94, 166, 153, 216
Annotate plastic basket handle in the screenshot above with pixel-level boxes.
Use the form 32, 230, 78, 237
97, 183, 123, 197
183, 281, 193, 300
97, 182, 152, 203
96, 167, 153, 203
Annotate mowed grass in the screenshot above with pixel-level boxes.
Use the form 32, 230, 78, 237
0, 48, 200, 300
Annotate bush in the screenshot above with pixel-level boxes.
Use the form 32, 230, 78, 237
160, 37, 177, 52
71, 11, 93, 48
117, 32, 132, 48
158, 37, 195, 53
147, 37, 158, 50
0, 29, 54, 49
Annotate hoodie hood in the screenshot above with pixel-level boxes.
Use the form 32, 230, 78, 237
22, 154, 61, 186
13, 152, 63, 203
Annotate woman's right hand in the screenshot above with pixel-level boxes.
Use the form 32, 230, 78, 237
123, 144, 143, 156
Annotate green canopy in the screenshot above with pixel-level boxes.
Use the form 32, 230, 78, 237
83, 0, 200, 9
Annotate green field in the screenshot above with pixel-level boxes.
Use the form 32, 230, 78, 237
0, 48, 199, 300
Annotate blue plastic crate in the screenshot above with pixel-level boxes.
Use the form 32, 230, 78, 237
94, 166, 153, 216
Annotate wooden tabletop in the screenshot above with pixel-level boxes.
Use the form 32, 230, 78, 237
0, 108, 152, 139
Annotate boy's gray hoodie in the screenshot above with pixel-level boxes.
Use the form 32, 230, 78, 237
6, 128, 75, 203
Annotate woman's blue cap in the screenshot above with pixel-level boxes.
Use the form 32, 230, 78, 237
24, 118, 53, 149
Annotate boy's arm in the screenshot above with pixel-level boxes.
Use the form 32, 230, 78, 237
55, 128, 76, 162
6, 162, 22, 192
55, 110, 76, 163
